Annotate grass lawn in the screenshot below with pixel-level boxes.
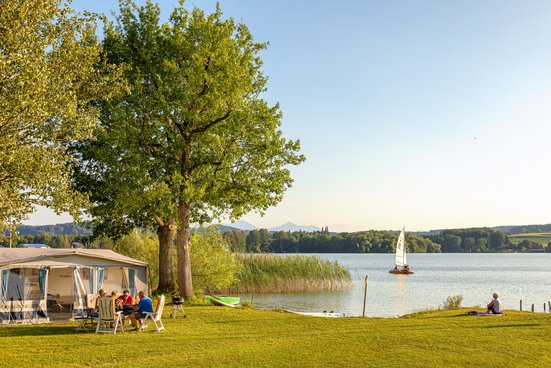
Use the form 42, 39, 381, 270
1, 306, 550, 367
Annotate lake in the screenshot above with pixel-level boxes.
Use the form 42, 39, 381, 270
243, 253, 551, 317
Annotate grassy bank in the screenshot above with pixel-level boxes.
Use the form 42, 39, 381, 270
1, 307, 550, 367
509, 232, 551, 246
227, 254, 351, 293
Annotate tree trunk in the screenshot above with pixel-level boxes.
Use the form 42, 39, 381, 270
156, 216, 175, 293
176, 201, 194, 298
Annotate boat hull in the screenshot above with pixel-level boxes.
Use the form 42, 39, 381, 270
284, 310, 346, 318
389, 269, 414, 274
205, 295, 240, 307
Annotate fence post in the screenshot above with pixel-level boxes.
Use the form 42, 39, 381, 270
362, 275, 369, 318
531, 304, 534, 312
520, 299, 522, 311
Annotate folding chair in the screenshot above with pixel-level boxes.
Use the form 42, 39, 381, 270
95, 297, 124, 334
141, 295, 165, 332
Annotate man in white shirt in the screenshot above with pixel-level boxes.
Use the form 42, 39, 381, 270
486, 293, 502, 314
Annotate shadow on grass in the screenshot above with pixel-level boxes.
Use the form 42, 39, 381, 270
0, 324, 85, 337
481, 323, 541, 329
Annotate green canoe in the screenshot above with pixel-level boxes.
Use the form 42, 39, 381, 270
205, 295, 240, 307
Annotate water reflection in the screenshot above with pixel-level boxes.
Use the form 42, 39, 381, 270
393, 274, 408, 315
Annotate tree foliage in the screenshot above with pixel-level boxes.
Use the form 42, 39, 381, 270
190, 228, 239, 293
73, 0, 304, 297
429, 228, 510, 252
112, 229, 160, 290
0, 0, 119, 236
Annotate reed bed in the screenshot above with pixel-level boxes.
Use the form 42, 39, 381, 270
225, 254, 352, 293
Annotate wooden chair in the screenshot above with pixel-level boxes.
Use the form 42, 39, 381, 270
95, 297, 124, 334
141, 295, 165, 332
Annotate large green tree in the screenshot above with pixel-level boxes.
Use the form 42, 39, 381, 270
0, 0, 118, 236
74, 0, 304, 297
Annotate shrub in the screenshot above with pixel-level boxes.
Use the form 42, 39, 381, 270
113, 229, 159, 291
190, 227, 240, 293
442, 295, 463, 310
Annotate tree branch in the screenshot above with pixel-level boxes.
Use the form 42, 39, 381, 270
154, 216, 165, 227
191, 109, 232, 135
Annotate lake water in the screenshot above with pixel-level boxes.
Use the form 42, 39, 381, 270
243, 253, 551, 317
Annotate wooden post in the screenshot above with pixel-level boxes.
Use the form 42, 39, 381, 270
548, 301, 550, 312
520, 300, 522, 311
362, 275, 369, 318
544, 303, 547, 312
531, 304, 534, 312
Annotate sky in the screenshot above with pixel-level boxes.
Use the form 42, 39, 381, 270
26, 0, 551, 232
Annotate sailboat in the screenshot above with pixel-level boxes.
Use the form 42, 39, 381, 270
389, 228, 414, 274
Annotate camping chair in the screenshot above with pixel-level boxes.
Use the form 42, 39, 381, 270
75, 294, 100, 332
75, 307, 97, 332
95, 297, 124, 334
141, 295, 165, 332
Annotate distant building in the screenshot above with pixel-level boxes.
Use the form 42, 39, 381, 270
18, 243, 50, 249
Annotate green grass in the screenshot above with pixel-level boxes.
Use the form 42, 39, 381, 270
509, 232, 551, 246
227, 254, 351, 293
1, 307, 551, 367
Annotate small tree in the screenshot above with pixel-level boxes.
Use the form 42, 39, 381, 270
191, 228, 240, 293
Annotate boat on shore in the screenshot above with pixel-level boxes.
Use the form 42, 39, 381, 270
205, 295, 241, 307
284, 310, 346, 318
389, 228, 414, 274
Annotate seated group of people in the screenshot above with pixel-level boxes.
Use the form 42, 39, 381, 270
95, 289, 154, 330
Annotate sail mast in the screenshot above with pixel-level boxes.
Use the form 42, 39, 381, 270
402, 227, 407, 266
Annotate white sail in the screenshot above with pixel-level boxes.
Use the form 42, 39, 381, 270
395, 229, 407, 267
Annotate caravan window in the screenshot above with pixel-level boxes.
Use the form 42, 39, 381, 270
6, 268, 41, 301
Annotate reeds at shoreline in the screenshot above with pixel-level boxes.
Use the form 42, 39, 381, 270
224, 254, 352, 293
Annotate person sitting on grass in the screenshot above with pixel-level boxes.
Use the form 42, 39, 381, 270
127, 290, 154, 330
486, 293, 502, 314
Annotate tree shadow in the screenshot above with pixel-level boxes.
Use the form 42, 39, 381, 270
0, 324, 86, 337
482, 323, 541, 329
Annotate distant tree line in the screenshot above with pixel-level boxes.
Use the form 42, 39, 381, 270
223, 229, 442, 253
4, 226, 550, 253
3, 233, 108, 249
494, 224, 551, 234
427, 228, 550, 253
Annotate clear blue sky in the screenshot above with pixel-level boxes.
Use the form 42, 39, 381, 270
27, 0, 551, 231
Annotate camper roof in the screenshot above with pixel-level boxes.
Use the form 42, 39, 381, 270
0, 248, 148, 268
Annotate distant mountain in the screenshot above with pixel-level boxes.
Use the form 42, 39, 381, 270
223, 220, 257, 231
192, 224, 241, 233
269, 222, 321, 233
17, 223, 91, 236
